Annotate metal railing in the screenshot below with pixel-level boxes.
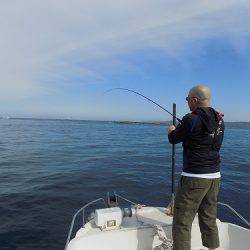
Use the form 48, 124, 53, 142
114, 192, 138, 205
218, 202, 250, 227
64, 198, 107, 250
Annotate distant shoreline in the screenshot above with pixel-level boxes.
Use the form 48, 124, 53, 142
114, 121, 167, 126
1, 117, 250, 129
114, 121, 250, 129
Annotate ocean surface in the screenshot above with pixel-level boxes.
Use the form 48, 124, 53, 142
0, 119, 249, 250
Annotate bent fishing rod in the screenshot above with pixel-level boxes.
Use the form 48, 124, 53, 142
106, 87, 179, 211
105, 88, 182, 123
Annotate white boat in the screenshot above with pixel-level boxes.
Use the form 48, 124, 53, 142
65, 193, 250, 250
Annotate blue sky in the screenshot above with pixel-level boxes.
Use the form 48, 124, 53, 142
1, 1, 250, 121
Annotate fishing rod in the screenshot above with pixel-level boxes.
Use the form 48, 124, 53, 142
106, 87, 179, 214
105, 88, 182, 123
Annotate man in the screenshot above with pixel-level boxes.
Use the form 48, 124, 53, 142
168, 85, 224, 250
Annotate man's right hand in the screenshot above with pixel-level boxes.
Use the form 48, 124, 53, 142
168, 125, 176, 133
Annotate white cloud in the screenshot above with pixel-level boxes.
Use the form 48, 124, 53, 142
0, 0, 249, 102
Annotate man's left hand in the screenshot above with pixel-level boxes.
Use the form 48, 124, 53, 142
168, 125, 176, 133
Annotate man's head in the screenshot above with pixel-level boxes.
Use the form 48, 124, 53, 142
186, 85, 211, 111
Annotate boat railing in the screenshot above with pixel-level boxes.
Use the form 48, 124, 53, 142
65, 197, 107, 250
218, 202, 249, 227
114, 192, 138, 205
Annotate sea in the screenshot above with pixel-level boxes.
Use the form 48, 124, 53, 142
0, 119, 249, 250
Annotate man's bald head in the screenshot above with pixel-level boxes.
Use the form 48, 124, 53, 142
187, 85, 211, 111
189, 85, 211, 102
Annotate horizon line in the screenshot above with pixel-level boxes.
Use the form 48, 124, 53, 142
1, 116, 250, 123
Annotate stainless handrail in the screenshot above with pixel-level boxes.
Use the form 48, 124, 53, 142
114, 192, 138, 205
65, 198, 107, 250
218, 202, 249, 227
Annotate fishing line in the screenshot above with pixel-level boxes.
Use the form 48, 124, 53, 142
105, 88, 182, 123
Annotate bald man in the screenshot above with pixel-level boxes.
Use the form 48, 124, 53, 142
168, 85, 224, 250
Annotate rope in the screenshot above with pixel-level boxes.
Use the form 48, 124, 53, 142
153, 225, 173, 250
132, 204, 173, 250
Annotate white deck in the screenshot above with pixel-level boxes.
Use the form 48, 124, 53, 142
66, 206, 250, 250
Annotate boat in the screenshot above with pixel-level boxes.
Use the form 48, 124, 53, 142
65, 192, 250, 250
65, 103, 249, 249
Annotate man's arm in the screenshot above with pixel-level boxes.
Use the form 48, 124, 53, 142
168, 115, 193, 144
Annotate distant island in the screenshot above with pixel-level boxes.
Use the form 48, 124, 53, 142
114, 121, 250, 129
1, 117, 250, 129
114, 121, 167, 126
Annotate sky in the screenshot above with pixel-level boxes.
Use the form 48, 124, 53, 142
0, 0, 250, 121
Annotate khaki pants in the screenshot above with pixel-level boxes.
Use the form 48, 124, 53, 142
173, 176, 221, 250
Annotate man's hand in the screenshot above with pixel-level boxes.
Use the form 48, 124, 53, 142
168, 125, 176, 133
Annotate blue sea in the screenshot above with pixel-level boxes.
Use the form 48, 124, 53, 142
0, 119, 249, 250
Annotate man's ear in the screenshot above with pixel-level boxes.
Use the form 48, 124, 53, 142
193, 97, 198, 104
